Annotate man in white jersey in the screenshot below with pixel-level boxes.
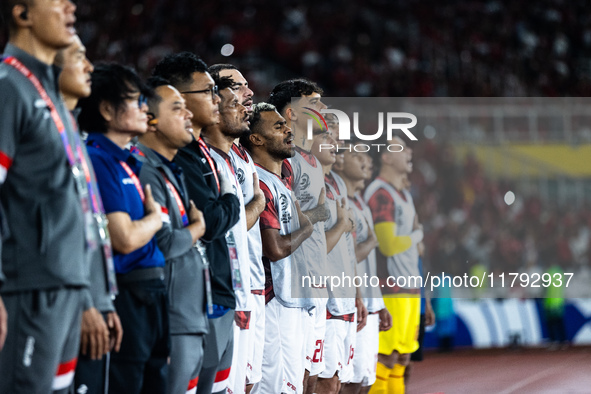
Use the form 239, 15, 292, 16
201, 75, 260, 394
268, 79, 331, 394
309, 130, 358, 393
336, 148, 392, 394
364, 136, 422, 394
242, 103, 314, 394
209, 64, 254, 116
209, 64, 267, 394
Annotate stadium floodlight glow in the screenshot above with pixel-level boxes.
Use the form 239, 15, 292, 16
221, 44, 235, 57
504, 191, 516, 205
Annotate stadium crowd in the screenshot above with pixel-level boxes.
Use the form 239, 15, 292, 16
0, 0, 587, 97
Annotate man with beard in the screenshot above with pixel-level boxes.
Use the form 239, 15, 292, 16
135, 77, 208, 394
152, 52, 241, 394
241, 103, 313, 394
209, 64, 254, 116
200, 75, 259, 394
268, 79, 332, 394
209, 64, 266, 394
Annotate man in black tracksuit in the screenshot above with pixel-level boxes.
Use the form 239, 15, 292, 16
0, 1, 89, 392
153, 52, 240, 393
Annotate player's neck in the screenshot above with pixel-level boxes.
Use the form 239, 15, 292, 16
62, 93, 78, 111
9, 34, 59, 66
202, 128, 233, 153
379, 169, 404, 191
290, 120, 312, 151
190, 120, 203, 140
104, 130, 135, 150
340, 175, 362, 197
322, 162, 332, 175
139, 135, 177, 161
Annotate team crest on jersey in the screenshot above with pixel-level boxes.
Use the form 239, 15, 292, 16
236, 168, 245, 185
279, 194, 292, 223
300, 173, 310, 190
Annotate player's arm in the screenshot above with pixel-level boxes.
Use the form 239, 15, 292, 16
107, 184, 162, 255
178, 152, 240, 240
355, 218, 379, 263
244, 172, 265, 230
368, 189, 423, 257
325, 198, 353, 253
261, 201, 313, 262
303, 187, 330, 224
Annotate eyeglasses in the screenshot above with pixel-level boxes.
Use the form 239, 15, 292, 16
181, 85, 219, 100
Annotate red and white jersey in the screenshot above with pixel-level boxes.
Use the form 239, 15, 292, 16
349, 193, 386, 313
229, 143, 264, 291
364, 177, 420, 288
289, 147, 328, 293
257, 161, 311, 309
324, 172, 356, 315
210, 147, 251, 312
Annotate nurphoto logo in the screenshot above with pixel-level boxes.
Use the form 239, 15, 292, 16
304, 106, 418, 152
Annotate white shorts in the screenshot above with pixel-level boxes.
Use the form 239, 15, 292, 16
252, 297, 306, 394
351, 313, 380, 386
319, 313, 357, 383
227, 310, 252, 394
246, 292, 265, 385
304, 298, 327, 376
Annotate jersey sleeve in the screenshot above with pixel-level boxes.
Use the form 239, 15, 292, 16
366, 188, 396, 225
259, 181, 281, 231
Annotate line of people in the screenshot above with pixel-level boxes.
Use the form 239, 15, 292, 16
0, 2, 429, 394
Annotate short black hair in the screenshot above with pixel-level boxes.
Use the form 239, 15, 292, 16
240, 102, 276, 151
146, 76, 171, 117
267, 78, 324, 115
212, 75, 235, 94
78, 63, 150, 133
1, 0, 31, 34
152, 52, 208, 90
208, 63, 237, 80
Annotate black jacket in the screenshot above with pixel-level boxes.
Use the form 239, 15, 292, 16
175, 138, 240, 309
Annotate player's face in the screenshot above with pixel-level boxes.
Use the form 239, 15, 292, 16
361, 152, 373, 179
293, 93, 327, 148
219, 69, 254, 115
181, 72, 221, 130
328, 121, 344, 170
154, 85, 194, 149
58, 36, 93, 100
29, 0, 77, 50
258, 110, 294, 160
219, 88, 250, 139
386, 136, 413, 174
342, 150, 368, 181
108, 89, 149, 136
311, 131, 336, 166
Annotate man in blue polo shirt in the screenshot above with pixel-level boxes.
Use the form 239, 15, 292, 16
78, 63, 168, 394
